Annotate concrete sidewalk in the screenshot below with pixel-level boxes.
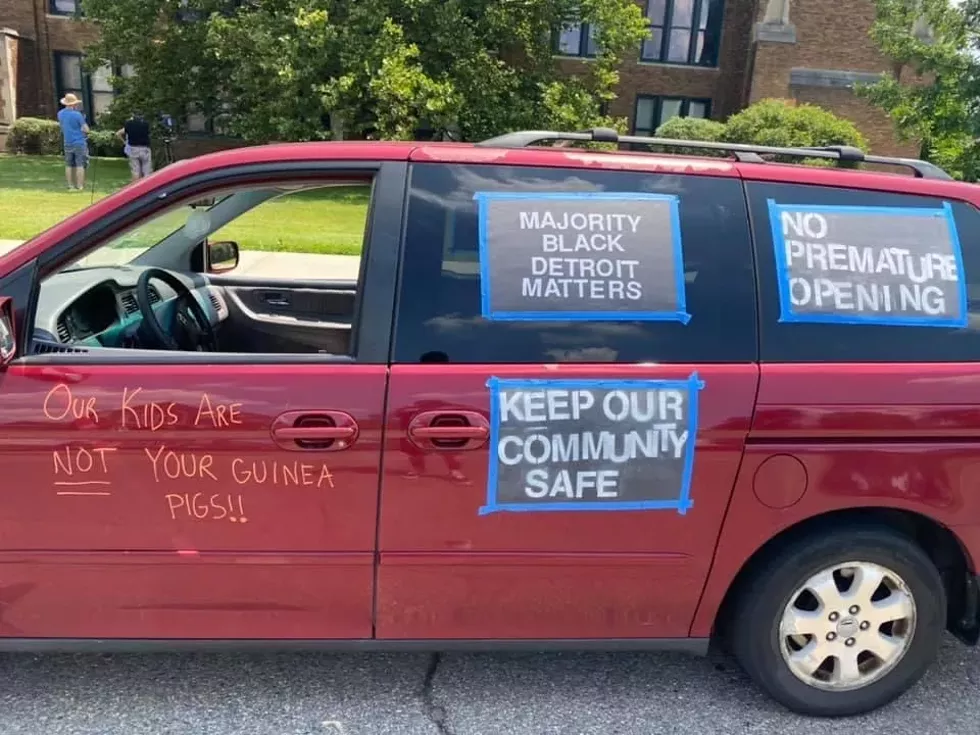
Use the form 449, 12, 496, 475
0, 239, 360, 280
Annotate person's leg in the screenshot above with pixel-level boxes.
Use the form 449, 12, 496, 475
74, 146, 88, 189
128, 150, 141, 181
64, 147, 76, 189
140, 147, 154, 177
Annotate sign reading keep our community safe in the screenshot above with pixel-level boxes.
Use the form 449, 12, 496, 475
475, 191, 690, 322
768, 200, 968, 328
480, 375, 704, 516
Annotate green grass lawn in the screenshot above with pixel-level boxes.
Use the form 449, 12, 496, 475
0, 154, 370, 255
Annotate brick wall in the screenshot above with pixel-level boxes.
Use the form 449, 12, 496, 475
0, 0, 99, 120
559, 0, 758, 129
610, 0, 757, 124
746, 0, 918, 157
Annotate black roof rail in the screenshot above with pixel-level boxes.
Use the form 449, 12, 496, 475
476, 128, 953, 181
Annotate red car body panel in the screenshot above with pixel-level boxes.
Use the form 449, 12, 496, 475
376, 363, 757, 639
1, 139, 978, 644
0, 363, 386, 638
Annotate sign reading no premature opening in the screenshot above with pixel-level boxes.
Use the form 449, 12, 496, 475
480, 375, 704, 516
768, 200, 968, 328
475, 192, 690, 322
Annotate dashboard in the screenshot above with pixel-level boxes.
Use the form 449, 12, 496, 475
32, 265, 229, 352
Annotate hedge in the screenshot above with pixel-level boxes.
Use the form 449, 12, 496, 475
5, 116, 125, 157
722, 98, 868, 162
5, 117, 62, 155
654, 117, 727, 156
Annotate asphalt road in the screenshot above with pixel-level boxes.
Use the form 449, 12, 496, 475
1, 637, 977, 735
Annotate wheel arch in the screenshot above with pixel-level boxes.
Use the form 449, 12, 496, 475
711, 507, 979, 646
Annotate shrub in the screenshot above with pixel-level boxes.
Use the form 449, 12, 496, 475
722, 98, 868, 163
6, 117, 62, 155
88, 129, 126, 158
655, 116, 726, 142
653, 116, 728, 157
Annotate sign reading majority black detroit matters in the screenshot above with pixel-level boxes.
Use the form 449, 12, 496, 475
768, 200, 967, 328
475, 192, 689, 322
480, 375, 704, 516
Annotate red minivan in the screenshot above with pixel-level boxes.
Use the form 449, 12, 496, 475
0, 129, 978, 717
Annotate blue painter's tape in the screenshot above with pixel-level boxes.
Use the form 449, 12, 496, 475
479, 374, 705, 516
474, 191, 690, 324
767, 199, 969, 329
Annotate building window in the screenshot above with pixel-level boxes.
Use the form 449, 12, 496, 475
50, 0, 80, 16
554, 22, 598, 58
641, 0, 725, 67
54, 53, 121, 124
632, 95, 711, 136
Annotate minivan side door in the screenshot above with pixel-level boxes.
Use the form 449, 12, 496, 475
376, 160, 760, 640
0, 161, 406, 640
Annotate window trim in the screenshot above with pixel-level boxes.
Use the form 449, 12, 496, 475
553, 22, 598, 59
640, 0, 724, 67
632, 95, 712, 137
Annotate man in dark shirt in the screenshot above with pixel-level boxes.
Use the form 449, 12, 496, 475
116, 112, 153, 181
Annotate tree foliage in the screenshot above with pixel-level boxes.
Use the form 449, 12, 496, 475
860, 0, 980, 180
80, 0, 649, 142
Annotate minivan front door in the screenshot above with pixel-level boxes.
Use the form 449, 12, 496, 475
0, 159, 407, 640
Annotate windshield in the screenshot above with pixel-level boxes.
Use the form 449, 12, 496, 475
61, 202, 213, 272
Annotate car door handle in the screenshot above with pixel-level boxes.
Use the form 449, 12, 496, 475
262, 292, 290, 307
271, 410, 359, 452
409, 426, 488, 440
407, 410, 489, 451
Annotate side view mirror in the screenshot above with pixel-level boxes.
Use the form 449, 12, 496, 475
0, 297, 16, 367
207, 240, 240, 273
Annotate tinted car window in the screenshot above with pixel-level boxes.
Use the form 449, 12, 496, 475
747, 180, 980, 362
393, 163, 757, 364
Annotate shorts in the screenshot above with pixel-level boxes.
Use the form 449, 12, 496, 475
127, 145, 153, 177
64, 144, 89, 169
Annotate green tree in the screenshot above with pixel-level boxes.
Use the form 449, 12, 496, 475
81, 0, 649, 142
859, 0, 980, 180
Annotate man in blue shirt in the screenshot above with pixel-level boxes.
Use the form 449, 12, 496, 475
56, 92, 90, 191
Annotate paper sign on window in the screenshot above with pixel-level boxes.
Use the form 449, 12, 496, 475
768, 200, 968, 328
475, 192, 690, 322
480, 375, 704, 516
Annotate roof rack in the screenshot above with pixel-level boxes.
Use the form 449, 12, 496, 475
476, 128, 953, 181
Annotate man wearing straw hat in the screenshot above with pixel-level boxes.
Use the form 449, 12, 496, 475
56, 92, 90, 191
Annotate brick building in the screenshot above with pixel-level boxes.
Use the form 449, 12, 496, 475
1, 0, 917, 157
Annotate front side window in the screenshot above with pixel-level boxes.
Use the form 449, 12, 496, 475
633, 95, 711, 136
35, 179, 375, 358
393, 163, 757, 364
641, 0, 725, 66
748, 180, 980, 362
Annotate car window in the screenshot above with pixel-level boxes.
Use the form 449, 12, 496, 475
393, 162, 758, 364
205, 184, 370, 277
60, 204, 205, 272
746, 180, 980, 362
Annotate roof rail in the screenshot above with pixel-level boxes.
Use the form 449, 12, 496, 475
476, 128, 953, 181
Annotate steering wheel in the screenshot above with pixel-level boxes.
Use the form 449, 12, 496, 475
136, 268, 218, 352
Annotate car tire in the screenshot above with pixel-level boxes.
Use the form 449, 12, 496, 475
729, 525, 946, 717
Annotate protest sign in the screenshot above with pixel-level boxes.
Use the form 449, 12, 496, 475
768, 200, 967, 328
475, 191, 689, 322
480, 374, 704, 515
